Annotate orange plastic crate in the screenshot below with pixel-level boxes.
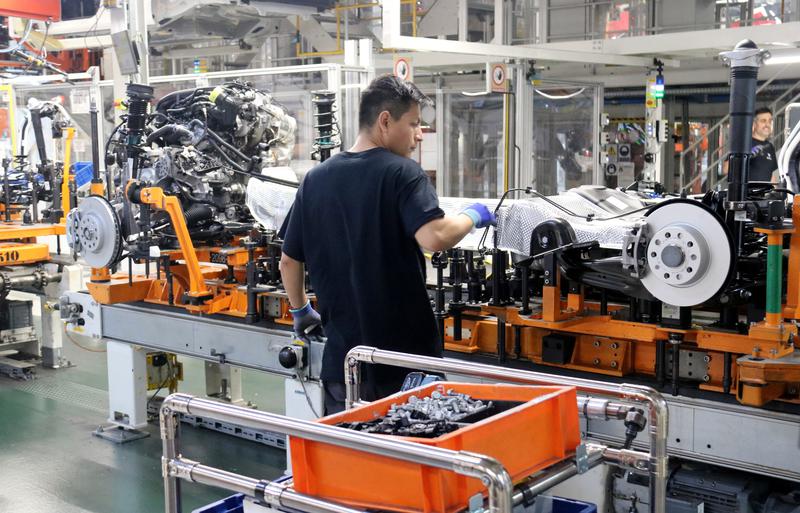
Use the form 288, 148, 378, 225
290, 382, 580, 513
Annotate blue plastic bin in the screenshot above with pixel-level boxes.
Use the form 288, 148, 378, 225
71, 161, 93, 188
532, 496, 597, 513
191, 493, 245, 513
192, 493, 596, 513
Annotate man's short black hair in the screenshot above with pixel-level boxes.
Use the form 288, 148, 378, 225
754, 106, 773, 117
358, 75, 432, 130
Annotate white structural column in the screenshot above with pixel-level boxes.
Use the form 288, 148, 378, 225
493, 0, 504, 45
106, 341, 149, 430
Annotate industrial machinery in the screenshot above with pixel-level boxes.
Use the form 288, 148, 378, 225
60, 40, 800, 497
0, 93, 76, 377
67, 80, 297, 318
423, 40, 800, 410
60, 80, 335, 440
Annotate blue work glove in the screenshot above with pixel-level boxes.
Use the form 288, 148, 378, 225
290, 301, 323, 340
461, 203, 497, 229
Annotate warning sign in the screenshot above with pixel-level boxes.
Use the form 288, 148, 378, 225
618, 143, 631, 162
393, 56, 413, 81
489, 62, 508, 93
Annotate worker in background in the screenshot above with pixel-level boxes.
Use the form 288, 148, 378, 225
749, 106, 779, 183
280, 75, 495, 414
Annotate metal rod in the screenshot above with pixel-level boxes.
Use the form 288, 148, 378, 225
245, 244, 259, 324
30, 170, 38, 223
670, 334, 682, 396
433, 252, 447, 349
450, 250, 464, 341
161, 394, 514, 513
723, 352, 732, 394
164, 257, 174, 305
162, 409, 182, 513
89, 95, 102, 186
343, 346, 668, 513
2, 158, 11, 222
656, 340, 666, 389
169, 458, 366, 513
513, 446, 604, 505
519, 264, 531, 315
497, 312, 507, 362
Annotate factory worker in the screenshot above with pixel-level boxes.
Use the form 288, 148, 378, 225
280, 75, 495, 414
750, 106, 778, 183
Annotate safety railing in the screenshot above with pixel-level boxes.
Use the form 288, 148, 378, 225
343, 346, 668, 513
160, 347, 661, 513
161, 393, 515, 513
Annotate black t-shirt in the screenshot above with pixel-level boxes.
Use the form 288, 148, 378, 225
750, 138, 778, 182
282, 147, 445, 384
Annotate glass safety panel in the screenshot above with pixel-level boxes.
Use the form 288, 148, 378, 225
441, 91, 506, 199
531, 82, 598, 195
14, 82, 110, 166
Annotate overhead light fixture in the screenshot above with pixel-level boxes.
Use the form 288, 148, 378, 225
765, 52, 800, 65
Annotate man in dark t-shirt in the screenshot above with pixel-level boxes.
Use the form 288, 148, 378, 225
280, 76, 495, 414
750, 106, 778, 182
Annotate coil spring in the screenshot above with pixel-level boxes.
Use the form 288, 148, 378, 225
311, 90, 339, 151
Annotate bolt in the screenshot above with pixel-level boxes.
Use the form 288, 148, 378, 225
703, 375, 710, 382
610, 361, 618, 368
703, 355, 711, 363
610, 342, 619, 350
593, 358, 600, 365
593, 340, 601, 348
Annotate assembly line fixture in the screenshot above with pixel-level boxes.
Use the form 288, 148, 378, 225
343, 346, 668, 513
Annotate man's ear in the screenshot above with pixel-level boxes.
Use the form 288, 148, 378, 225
377, 110, 391, 132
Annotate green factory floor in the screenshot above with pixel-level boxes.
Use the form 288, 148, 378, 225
0, 334, 288, 513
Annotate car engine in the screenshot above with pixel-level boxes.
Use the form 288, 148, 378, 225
99, 81, 297, 252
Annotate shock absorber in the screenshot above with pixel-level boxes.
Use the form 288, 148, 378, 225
311, 90, 340, 162
124, 83, 155, 181
719, 40, 768, 255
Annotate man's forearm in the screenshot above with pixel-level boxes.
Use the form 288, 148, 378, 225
279, 255, 308, 308
416, 214, 475, 252
437, 214, 477, 248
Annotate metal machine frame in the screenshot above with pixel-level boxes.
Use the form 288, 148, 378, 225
160, 345, 666, 513
59, 62, 368, 438
62, 291, 324, 440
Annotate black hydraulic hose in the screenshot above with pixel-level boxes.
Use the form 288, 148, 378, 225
183, 204, 214, 226
145, 124, 193, 146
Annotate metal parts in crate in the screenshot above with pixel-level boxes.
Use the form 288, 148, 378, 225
336, 389, 497, 438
